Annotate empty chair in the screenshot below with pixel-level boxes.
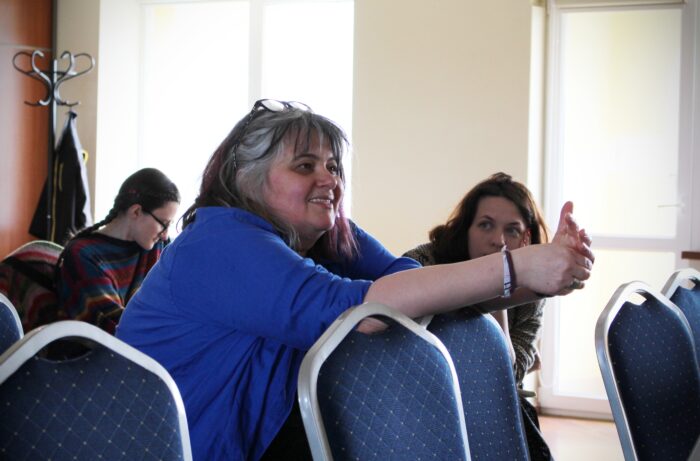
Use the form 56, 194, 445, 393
0, 240, 63, 332
424, 311, 529, 461
298, 303, 470, 461
662, 268, 700, 362
596, 281, 700, 461
0, 293, 22, 354
0, 320, 192, 461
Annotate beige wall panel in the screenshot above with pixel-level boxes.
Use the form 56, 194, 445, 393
55, 0, 100, 211
352, 0, 533, 255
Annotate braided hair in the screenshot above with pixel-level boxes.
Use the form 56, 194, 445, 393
58, 168, 180, 266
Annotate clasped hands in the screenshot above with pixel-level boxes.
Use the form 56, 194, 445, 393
532, 201, 594, 296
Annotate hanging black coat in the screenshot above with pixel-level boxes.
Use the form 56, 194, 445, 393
30, 111, 92, 245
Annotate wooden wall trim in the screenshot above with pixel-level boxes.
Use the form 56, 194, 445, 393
0, 0, 53, 258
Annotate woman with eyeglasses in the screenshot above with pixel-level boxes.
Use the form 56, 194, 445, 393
116, 100, 593, 461
56, 167, 179, 334
404, 172, 559, 461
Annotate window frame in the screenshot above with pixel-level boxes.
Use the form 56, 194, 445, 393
537, 0, 699, 418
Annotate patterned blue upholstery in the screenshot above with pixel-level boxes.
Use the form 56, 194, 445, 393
663, 269, 700, 366
669, 284, 700, 358
0, 321, 192, 461
0, 294, 22, 355
299, 303, 470, 461
596, 281, 700, 461
427, 310, 529, 461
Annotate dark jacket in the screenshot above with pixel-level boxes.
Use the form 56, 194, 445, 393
30, 111, 92, 244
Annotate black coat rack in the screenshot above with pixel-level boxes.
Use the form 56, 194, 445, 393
12, 49, 95, 239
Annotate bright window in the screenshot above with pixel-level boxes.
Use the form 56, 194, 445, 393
540, 2, 693, 418
99, 0, 354, 228
140, 1, 250, 222
557, 9, 681, 239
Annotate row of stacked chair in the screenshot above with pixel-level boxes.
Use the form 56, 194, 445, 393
595, 268, 700, 461
1, 298, 528, 459
298, 303, 530, 461
4, 241, 699, 460
0, 241, 532, 460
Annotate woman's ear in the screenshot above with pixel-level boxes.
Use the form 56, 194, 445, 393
522, 229, 531, 247
126, 203, 143, 220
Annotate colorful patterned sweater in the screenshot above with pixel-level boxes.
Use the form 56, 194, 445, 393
57, 233, 164, 334
0, 240, 63, 332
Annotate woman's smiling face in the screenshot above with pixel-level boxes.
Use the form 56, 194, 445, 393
262, 131, 343, 255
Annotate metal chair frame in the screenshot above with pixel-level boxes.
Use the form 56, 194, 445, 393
297, 302, 470, 461
662, 268, 700, 299
0, 320, 193, 461
595, 281, 698, 461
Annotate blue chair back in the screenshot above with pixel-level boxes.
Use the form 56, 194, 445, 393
596, 281, 700, 461
0, 320, 192, 461
298, 303, 470, 461
663, 268, 700, 364
0, 293, 22, 354
426, 310, 529, 461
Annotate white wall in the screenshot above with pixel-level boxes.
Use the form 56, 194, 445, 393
55, 0, 100, 208
352, 0, 534, 255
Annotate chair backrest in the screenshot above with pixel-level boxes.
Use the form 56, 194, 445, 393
0, 293, 22, 355
0, 240, 63, 332
0, 320, 192, 461
595, 281, 700, 461
662, 268, 700, 362
425, 310, 530, 461
298, 303, 470, 461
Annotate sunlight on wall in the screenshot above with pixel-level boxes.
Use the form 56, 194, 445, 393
141, 1, 250, 223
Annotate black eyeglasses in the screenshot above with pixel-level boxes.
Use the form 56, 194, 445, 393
231, 99, 312, 171
144, 210, 170, 235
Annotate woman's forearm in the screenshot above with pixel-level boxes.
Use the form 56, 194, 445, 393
364, 252, 504, 317
474, 287, 542, 313
364, 241, 591, 319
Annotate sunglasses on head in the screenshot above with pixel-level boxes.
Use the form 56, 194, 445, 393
231, 99, 312, 171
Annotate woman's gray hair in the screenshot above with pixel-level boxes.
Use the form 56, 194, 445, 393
183, 105, 357, 260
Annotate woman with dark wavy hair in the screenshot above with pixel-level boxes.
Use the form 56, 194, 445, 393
404, 172, 558, 461
117, 101, 592, 461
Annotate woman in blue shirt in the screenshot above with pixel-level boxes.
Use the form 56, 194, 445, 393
116, 100, 593, 461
